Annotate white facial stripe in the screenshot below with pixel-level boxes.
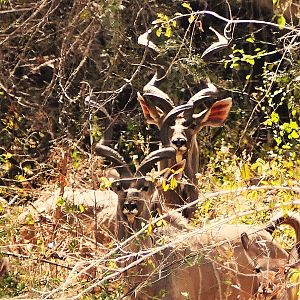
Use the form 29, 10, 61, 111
123, 209, 139, 215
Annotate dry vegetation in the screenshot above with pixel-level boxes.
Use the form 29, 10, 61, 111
0, 0, 300, 299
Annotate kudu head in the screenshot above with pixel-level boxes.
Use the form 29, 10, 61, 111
241, 214, 300, 299
95, 141, 186, 239
138, 73, 232, 161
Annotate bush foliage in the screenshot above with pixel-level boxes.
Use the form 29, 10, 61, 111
0, 0, 300, 298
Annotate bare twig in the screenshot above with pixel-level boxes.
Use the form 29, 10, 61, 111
2, 251, 73, 271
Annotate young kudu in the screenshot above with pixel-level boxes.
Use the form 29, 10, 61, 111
137, 74, 232, 217
241, 213, 300, 299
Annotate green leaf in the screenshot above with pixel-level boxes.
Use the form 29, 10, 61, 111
162, 180, 170, 192
231, 63, 240, 70
57, 196, 65, 207
99, 177, 112, 191
156, 219, 167, 227
174, 12, 183, 17
289, 130, 299, 139
156, 27, 162, 37
4, 152, 12, 159
241, 163, 251, 181
233, 48, 244, 54
188, 14, 195, 24
277, 15, 286, 29
164, 26, 172, 38
147, 223, 153, 235
26, 214, 35, 225
182, 2, 192, 11
78, 203, 85, 213
290, 121, 298, 129
274, 136, 282, 145
273, 0, 280, 7
245, 56, 255, 65
169, 177, 178, 190
246, 36, 255, 43
289, 269, 300, 284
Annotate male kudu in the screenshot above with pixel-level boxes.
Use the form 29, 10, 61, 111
95, 140, 188, 241
17, 145, 184, 254
137, 74, 232, 218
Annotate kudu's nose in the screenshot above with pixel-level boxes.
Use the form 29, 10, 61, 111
123, 202, 139, 215
172, 138, 187, 148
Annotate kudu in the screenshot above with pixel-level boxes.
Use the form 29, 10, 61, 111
137, 74, 232, 217
95, 140, 189, 241
17, 187, 119, 245
120, 218, 290, 300
241, 213, 300, 299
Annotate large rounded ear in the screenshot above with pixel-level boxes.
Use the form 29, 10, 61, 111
241, 232, 251, 251
137, 71, 175, 128
137, 92, 165, 127
192, 98, 232, 134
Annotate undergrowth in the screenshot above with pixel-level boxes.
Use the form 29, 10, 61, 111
0, 143, 299, 298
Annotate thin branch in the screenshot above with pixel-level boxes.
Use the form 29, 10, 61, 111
0, 7, 34, 15
168, 10, 299, 32
2, 251, 73, 271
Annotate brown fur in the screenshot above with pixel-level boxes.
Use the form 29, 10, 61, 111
125, 223, 289, 299
242, 213, 300, 299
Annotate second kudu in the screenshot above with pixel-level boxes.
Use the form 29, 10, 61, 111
137, 73, 232, 218
242, 213, 300, 300
95, 139, 188, 240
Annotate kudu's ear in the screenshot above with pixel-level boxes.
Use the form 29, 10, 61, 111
241, 232, 251, 251
241, 232, 263, 258
137, 92, 165, 127
192, 98, 232, 133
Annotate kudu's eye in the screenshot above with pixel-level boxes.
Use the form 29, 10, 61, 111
114, 182, 123, 192
183, 120, 191, 127
141, 184, 149, 192
255, 267, 261, 273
